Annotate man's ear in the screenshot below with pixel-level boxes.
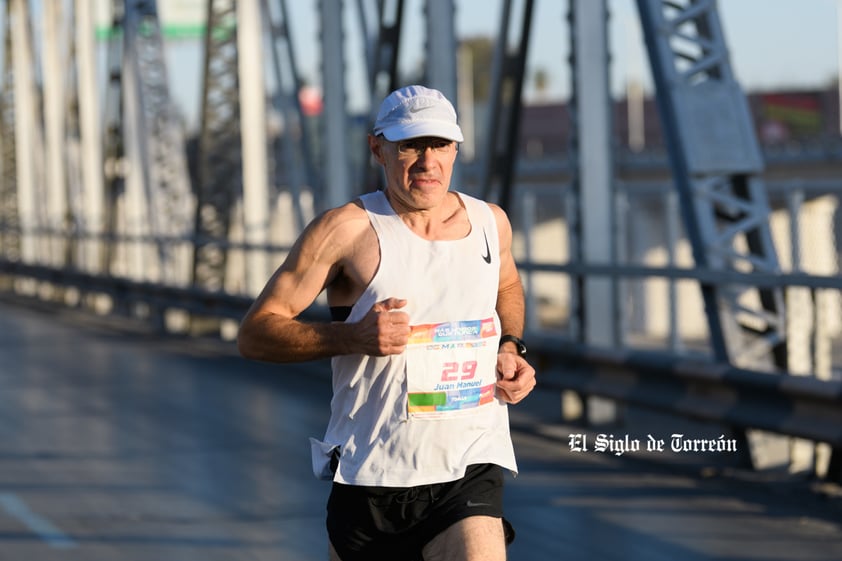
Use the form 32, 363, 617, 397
368, 134, 386, 164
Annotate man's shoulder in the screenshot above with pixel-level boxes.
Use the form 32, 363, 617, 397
316, 199, 367, 226
455, 192, 508, 228
307, 199, 372, 244
455, 191, 501, 213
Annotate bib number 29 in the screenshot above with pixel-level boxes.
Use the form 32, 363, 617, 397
441, 360, 478, 382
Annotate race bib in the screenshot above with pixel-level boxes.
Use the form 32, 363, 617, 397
405, 318, 499, 419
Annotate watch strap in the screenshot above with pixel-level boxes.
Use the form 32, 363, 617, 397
498, 334, 527, 357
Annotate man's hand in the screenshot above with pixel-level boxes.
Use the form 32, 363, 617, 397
496, 352, 536, 404
356, 298, 411, 356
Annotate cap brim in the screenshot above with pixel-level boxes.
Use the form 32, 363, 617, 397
380, 121, 464, 143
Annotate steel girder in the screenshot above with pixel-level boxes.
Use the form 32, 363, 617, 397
62, 1, 103, 273
636, 0, 787, 371
478, 0, 534, 211
102, 0, 126, 274
424, 0, 458, 99
362, 0, 405, 112
0, 5, 20, 263
126, 0, 194, 283
5, 0, 46, 265
193, 0, 242, 292
75, 0, 107, 274
102, 0, 194, 284
263, 0, 318, 233
62, 4, 85, 269
42, 1, 72, 267
568, 0, 616, 352
356, 0, 405, 194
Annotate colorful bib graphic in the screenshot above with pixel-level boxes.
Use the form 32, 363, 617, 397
405, 317, 499, 418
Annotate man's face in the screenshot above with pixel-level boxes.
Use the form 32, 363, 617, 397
368, 135, 458, 212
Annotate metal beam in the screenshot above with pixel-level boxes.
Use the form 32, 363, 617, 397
0, 3, 20, 263
425, 0, 461, 187
9, 0, 45, 264
479, 0, 534, 211
568, 0, 618, 425
42, 1, 70, 267
193, 0, 242, 292
238, 0, 271, 294
570, 0, 616, 348
636, 0, 786, 370
364, 0, 404, 105
424, 0, 458, 104
357, 0, 405, 194
263, 0, 319, 234
320, 0, 352, 207
76, 0, 106, 274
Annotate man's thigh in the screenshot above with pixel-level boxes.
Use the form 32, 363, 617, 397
421, 515, 506, 561
329, 517, 506, 561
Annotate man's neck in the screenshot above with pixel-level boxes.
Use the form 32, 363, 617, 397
384, 191, 470, 241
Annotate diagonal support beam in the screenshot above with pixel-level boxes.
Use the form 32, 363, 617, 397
636, 0, 786, 370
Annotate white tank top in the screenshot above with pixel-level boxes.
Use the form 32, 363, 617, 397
310, 190, 518, 487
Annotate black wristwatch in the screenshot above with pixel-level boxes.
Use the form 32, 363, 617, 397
498, 334, 527, 357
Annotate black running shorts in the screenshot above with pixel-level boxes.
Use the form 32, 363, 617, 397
326, 463, 514, 561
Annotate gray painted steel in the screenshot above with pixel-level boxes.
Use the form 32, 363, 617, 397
193, 0, 242, 292
636, 0, 786, 370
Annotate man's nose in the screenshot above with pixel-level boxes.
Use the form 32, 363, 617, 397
414, 146, 435, 163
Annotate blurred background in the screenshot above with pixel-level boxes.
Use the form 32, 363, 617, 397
1, 1, 842, 559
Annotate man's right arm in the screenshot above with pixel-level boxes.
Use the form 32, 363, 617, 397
236, 204, 410, 363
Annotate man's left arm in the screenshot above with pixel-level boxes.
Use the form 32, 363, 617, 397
490, 204, 537, 404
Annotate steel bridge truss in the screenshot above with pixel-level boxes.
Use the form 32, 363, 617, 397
193, 0, 242, 292
636, 0, 787, 370
2, 0, 46, 267
357, 0, 405, 193
0, 3, 20, 263
263, 0, 319, 233
192, 0, 331, 292
478, 0, 534, 211
634, 0, 842, 474
104, 0, 194, 285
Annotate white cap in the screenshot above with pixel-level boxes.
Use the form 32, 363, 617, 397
372, 85, 464, 142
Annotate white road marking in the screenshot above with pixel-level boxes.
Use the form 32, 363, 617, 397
0, 493, 77, 549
